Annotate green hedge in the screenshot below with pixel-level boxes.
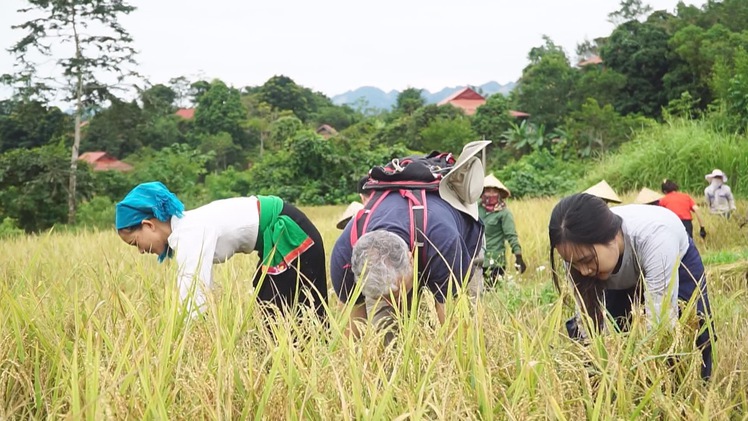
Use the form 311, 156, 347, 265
580, 119, 748, 196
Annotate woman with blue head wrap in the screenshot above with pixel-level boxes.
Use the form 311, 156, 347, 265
116, 181, 328, 322
116, 182, 184, 261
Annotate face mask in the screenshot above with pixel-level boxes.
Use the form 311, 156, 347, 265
710, 178, 723, 187
481, 195, 504, 212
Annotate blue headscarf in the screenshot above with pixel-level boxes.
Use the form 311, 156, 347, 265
115, 181, 184, 262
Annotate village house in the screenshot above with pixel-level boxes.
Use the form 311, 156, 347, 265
316, 124, 338, 139
577, 54, 603, 68
438, 87, 530, 120
79, 152, 133, 172
175, 108, 196, 119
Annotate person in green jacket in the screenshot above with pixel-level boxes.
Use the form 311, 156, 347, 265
479, 174, 527, 286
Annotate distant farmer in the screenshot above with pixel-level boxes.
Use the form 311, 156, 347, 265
331, 142, 488, 343
335, 176, 374, 230
549, 193, 715, 380
336, 202, 364, 230
479, 173, 526, 286
583, 180, 622, 204
659, 179, 707, 239
633, 187, 663, 205
115, 182, 328, 321
704, 169, 735, 218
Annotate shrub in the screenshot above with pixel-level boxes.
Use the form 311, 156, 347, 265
76, 196, 115, 230
0, 217, 24, 239
494, 148, 587, 198
580, 119, 748, 195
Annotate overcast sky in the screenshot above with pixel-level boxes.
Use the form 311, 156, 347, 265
1, 0, 704, 100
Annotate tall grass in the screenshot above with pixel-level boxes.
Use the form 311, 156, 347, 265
0, 198, 746, 419
580, 119, 748, 196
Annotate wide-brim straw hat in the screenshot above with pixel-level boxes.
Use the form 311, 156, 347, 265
483, 173, 511, 198
634, 187, 664, 205
439, 140, 491, 220
705, 169, 727, 182
583, 180, 622, 204
336, 201, 364, 230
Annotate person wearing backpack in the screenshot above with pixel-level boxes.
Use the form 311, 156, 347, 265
479, 174, 526, 286
330, 142, 488, 343
115, 182, 328, 322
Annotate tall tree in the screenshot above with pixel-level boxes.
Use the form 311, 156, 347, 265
4, 0, 139, 224
140, 84, 177, 116
193, 80, 248, 148
189, 80, 212, 105
666, 24, 748, 110
608, 0, 653, 25
258, 75, 312, 121
81, 98, 145, 157
472, 94, 513, 141
515, 37, 576, 130
241, 94, 278, 156
571, 67, 627, 111
169, 76, 194, 108
0, 100, 70, 152
0, 143, 93, 232
394, 88, 426, 116
600, 19, 671, 117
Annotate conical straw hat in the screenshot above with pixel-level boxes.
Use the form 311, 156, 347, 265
583, 180, 622, 204
336, 202, 364, 230
634, 187, 664, 205
483, 173, 511, 197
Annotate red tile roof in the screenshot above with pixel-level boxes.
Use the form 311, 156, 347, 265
578, 55, 603, 67
79, 151, 107, 163
79, 151, 133, 172
509, 110, 530, 118
438, 87, 485, 105
175, 108, 195, 119
438, 87, 486, 116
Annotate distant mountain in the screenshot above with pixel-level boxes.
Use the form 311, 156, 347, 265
330, 86, 400, 110
331, 81, 516, 111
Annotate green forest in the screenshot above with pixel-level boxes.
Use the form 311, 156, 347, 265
1, 0, 747, 233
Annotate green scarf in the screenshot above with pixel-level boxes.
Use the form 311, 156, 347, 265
257, 195, 314, 275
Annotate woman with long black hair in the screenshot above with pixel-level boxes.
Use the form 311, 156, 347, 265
549, 193, 715, 380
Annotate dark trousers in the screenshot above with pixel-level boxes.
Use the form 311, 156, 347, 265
681, 219, 694, 238
253, 202, 328, 322
604, 238, 714, 380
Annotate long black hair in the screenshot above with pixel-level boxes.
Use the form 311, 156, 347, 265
549, 193, 622, 329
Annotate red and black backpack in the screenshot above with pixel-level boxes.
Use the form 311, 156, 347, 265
350, 151, 456, 267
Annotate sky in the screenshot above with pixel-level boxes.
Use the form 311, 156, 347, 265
0, 0, 705, 101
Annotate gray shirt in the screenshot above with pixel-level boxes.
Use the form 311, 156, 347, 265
603, 205, 688, 327
704, 183, 735, 215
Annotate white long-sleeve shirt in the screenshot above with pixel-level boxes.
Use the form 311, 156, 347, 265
168, 196, 260, 313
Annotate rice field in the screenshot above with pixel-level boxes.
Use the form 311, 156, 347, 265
0, 195, 746, 419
